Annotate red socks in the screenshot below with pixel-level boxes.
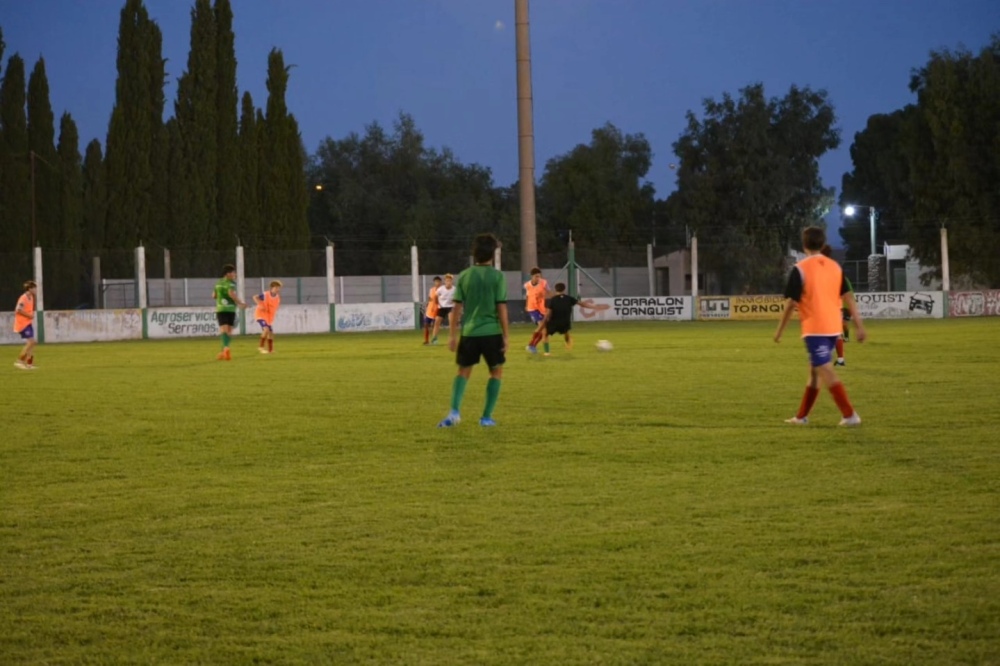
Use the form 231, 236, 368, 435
268, 339, 273, 352
828, 382, 854, 417
835, 338, 844, 358
529, 331, 543, 347
797, 386, 820, 419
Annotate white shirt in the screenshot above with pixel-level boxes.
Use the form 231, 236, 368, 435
436, 285, 455, 308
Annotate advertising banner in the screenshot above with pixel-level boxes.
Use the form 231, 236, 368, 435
44, 309, 143, 343
948, 290, 1000, 317
335, 302, 415, 332
147, 307, 229, 339
247, 304, 330, 335
853, 291, 943, 319
575, 296, 692, 322
729, 295, 788, 321
697, 296, 731, 320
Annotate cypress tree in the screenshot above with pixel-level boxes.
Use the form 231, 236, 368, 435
106, 0, 162, 274
0, 54, 29, 253
146, 19, 168, 270
259, 48, 309, 273
27, 58, 59, 252
215, 0, 240, 252
82, 139, 107, 255
56, 113, 83, 307
238, 91, 260, 268
174, 0, 218, 273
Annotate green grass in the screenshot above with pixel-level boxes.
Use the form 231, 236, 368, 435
2, 319, 998, 664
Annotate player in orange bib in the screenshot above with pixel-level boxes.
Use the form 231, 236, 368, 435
252, 280, 283, 354
524, 267, 550, 353
774, 227, 866, 426
423, 276, 442, 345
13, 280, 38, 370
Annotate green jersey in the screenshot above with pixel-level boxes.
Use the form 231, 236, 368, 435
214, 277, 238, 313
453, 264, 507, 337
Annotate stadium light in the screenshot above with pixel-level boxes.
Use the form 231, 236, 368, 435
844, 204, 878, 256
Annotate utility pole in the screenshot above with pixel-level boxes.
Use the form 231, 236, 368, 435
515, 0, 538, 276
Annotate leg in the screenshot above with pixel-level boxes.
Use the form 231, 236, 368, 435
438, 365, 472, 427
218, 324, 232, 360
542, 329, 551, 355
267, 328, 274, 353
481, 365, 503, 424
816, 363, 859, 424
431, 316, 442, 343
787, 366, 820, 423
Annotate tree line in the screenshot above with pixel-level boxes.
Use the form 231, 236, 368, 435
2, 2, 998, 309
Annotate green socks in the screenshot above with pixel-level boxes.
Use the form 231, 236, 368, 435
450, 375, 468, 412
483, 378, 502, 419
543, 342, 550, 353
221, 332, 230, 349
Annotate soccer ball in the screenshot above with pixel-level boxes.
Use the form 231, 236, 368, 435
595, 339, 613, 352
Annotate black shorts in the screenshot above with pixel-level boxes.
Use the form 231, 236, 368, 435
437, 307, 452, 319
216, 311, 237, 328
456, 334, 506, 369
546, 320, 571, 336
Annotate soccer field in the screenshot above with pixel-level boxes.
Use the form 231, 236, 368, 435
2, 320, 998, 664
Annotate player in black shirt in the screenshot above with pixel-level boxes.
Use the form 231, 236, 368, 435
541, 282, 599, 356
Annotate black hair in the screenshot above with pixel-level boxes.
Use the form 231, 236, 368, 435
471, 233, 499, 264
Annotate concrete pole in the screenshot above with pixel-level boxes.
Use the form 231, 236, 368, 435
33, 246, 44, 312
494, 246, 502, 270
869, 207, 877, 257
164, 249, 172, 306
515, 0, 538, 277
92, 257, 101, 309
647, 243, 655, 296
940, 227, 950, 292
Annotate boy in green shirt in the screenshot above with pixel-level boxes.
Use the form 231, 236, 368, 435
214, 264, 247, 360
438, 233, 509, 427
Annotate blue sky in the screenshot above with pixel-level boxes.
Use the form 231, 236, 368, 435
3, 0, 998, 235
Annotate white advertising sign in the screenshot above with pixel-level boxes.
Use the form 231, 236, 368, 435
247, 304, 330, 335
575, 296, 692, 322
0, 313, 24, 345
853, 291, 943, 319
44, 309, 143, 343
147, 307, 230, 338
335, 302, 415, 332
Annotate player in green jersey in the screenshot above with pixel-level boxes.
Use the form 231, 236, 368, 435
438, 233, 509, 427
214, 264, 247, 360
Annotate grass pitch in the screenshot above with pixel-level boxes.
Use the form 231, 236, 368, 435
1, 319, 998, 664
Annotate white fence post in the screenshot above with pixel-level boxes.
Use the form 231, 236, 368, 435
690, 235, 699, 299
494, 246, 502, 270
940, 227, 950, 292
33, 246, 44, 312
411, 245, 420, 303
647, 243, 654, 296
326, 243, 336, 304
135, 245, 147, 309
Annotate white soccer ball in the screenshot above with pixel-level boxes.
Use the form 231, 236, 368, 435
595, 339, 613, 352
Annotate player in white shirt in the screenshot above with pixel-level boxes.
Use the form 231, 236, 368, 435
431, 273, 456, 345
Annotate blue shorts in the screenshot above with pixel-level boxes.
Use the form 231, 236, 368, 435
424, 316, 436, 326
19, 325, 34, 340
804, 335, 839, 367
257, 319, 272, 331
528, 310, 544, 324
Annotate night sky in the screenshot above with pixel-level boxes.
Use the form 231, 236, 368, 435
3, 0, 998, 236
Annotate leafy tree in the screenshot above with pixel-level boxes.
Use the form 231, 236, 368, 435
672, 83, 839, 293
237, 92, 261, 262
537, 123, 655, 266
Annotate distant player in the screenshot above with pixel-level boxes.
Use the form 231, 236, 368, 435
430, 273, 455, 345
438, 233, 509, 428
422, 276, 442, 345
539, 282, 602, 356
820, 244, 854, 365
13, 280, 38, 370
775, 227, 866, 426
214, 264, 248, 361
253, 280, 283, 354
524, 267, 549, 353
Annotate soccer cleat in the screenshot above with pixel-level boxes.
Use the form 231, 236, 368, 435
258, 348, 269, 354
217, 352, 226, 361
835, 359, 845, 366
431, 337, 438, 345
479, 417, 497, 427
437, 411, 461, 428
543, 352, 551, 357
526, 345, 537, 354
839, 413, 862, 427
224, 349, 232, 361
14, 360, 28, 370
784, 416, 809, 425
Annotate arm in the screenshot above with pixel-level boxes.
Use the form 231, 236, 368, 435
252, 293, 263, 305
843, 293, 866, 342
773, 299, 796, 343
228, 288, 248, 309
447, 302, 463, 352
497, 303, 509, 352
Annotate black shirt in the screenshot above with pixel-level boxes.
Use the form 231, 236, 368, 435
547, 294, 578, 326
